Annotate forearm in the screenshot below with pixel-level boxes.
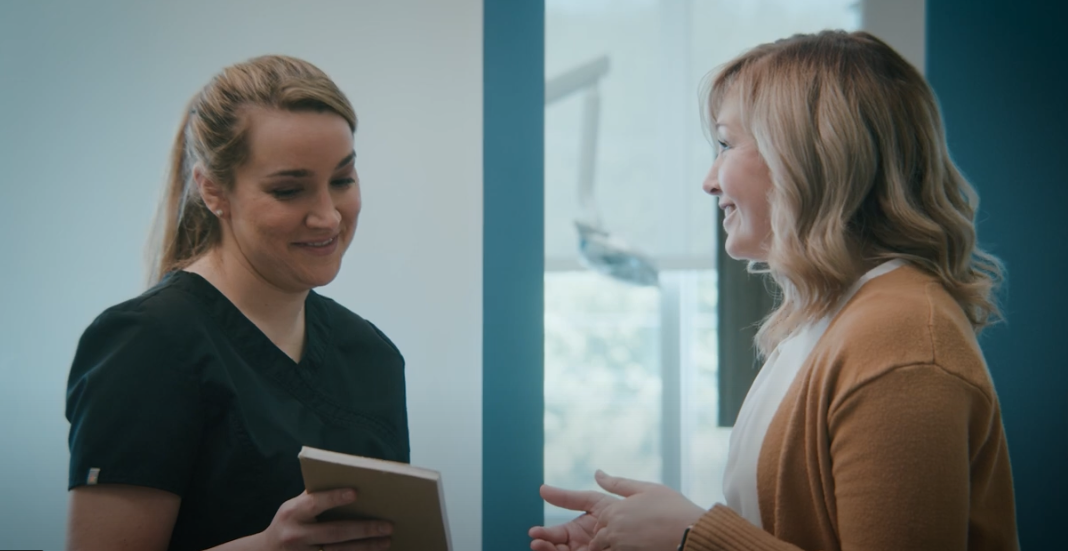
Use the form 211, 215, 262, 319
203, 531, 267, 551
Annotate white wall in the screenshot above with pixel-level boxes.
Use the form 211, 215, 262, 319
0, 1, 482, 549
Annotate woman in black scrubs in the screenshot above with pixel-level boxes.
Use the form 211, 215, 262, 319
65, 55, 407, 551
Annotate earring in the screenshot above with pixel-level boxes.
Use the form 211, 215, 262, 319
214, 209, 223, 216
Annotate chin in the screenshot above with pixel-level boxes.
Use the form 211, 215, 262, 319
724, 237, 763, 263
292, 266, 342, 289
723, 237, 746, 260
306, 273, 341, 289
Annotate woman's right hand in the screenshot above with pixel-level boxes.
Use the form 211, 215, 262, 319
528, 484, 618, 551
258, 488, 393, 551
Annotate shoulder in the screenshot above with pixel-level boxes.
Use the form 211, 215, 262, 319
72, 274, 209, 379
815, 264, 996, 402
94, 275, 197, 323
310, 292, 404, 362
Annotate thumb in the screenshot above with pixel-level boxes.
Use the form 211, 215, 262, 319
587, 522, 611, 551
540, 484, 612, 514
594, 469, 655, 498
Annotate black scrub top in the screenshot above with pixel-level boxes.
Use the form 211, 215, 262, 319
66, 271, 409, 551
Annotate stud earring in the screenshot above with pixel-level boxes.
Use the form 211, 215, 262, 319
215, 209, 223, 216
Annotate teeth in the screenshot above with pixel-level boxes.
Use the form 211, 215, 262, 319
306, 237, 334, 247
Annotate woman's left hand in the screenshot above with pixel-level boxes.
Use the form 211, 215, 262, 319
586, 470, 707, 551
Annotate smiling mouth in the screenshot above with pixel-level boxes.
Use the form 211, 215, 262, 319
722, 204, 736, 217
296, 236, 338, 248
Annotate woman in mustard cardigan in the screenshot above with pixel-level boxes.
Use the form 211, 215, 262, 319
529, 31, 1019, 551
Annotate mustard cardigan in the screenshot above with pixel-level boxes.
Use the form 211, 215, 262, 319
686, 265, 1019, 551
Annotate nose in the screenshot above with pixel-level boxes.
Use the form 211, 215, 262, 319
702, 162, 721, 196
306, 188, 341, 230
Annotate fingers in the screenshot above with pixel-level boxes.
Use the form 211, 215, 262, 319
324, 537, 391, 551
528, 522, 571, 543
293, 488, 358, 520
594, 470, 654, 498
593, 517, 605, 534
310, 518, 393, 545
587, 526, 611, 551
540, 484, 615, 514
529, 539, 568, 551
322, 538, 395, 551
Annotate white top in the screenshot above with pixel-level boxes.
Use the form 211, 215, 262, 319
721, 259, 905, 527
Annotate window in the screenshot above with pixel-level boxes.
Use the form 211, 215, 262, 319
544, 0, 861, 525
544, 270, 725, 521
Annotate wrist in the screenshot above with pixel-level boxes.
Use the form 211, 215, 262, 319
201, 529, 270, 551
685, 501, 706, 525
677, 524, 693, 551
677, 500, 705, 550
242, 530, 270, 551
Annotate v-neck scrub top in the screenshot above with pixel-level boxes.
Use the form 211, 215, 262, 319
66, 271, 409, 551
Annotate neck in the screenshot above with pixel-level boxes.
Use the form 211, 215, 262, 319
185, 248, 308, 361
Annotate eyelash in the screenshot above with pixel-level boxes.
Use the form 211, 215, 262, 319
271, 178, 356, 199
271, 188, 300, 199
717, 140, 731, 151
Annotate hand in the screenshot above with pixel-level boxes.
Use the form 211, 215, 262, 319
258, 488, 393, 551
528, 484, 619, 551
585, 470, 706, 551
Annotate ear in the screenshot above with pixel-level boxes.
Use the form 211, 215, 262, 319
193, 164, 230, 217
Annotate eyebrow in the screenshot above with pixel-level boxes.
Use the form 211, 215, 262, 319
265, 151, 356, 179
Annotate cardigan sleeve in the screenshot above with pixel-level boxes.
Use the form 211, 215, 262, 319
684, 504, 805, 551
825, 363, 983, 550
684, 362, 1007, 551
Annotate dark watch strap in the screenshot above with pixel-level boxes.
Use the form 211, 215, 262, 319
677, 525, 693, 551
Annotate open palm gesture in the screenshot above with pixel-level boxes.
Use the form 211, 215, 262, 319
530, 470, 706, 551
528, 484, 618, 551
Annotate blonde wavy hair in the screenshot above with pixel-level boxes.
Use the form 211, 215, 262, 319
705, 30, 1004, 356
147, 55, 356, 285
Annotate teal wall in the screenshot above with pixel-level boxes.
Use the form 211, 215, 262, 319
927, 1, 1068, 548
482, 0, 546, 549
